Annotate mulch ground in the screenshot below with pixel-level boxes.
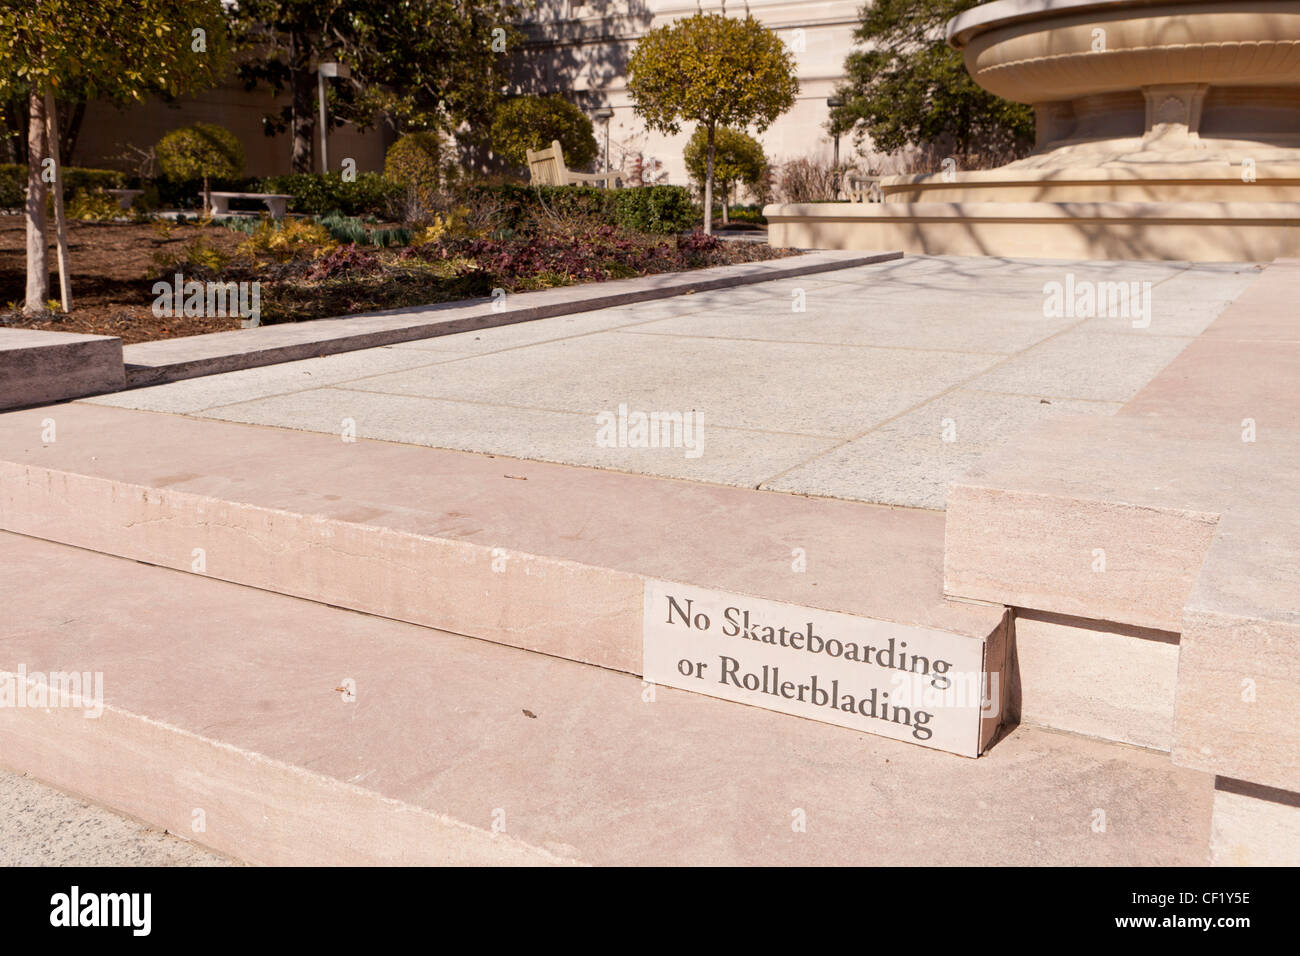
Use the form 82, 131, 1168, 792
0, 214, 247, 343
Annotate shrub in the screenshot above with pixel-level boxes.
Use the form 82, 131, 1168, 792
237, 219, 335, 260
307, 244, 382, 280
459, 183, 695, 235
65, 189, 123, 221
489, 95, 599, 169
258, 172, 400, 218
776, 157, 841, 203
613, 185, 696, 234
156, 124, 245, 212
0, 164, 127, 208
384, 132, 455, 223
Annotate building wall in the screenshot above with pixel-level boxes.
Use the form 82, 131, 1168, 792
513, 0, 866, 189
72, 83, 390, 179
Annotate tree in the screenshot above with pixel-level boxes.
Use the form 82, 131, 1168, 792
830, 0, 1033, 165
228, 0, 520, 173
489, 95, 598, 170
683, 126, 765, 225
0, 0, 229, 312
628, 13, 797, 235
156, 124, 245, 214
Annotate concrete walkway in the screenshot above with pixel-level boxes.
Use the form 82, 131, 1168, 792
0, 767, 230, 865
90, 255, 1260, 509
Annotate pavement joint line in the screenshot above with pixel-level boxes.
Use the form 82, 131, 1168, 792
957, 386, 1128, 405
210, 384, 850, 442
609, 328, 1019, 356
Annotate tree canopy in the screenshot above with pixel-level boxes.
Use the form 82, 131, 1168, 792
829, 0, 1034, 164
490, 95, 598, 170
228, 0, 521, 172
628, 13, 796, 233
684, 126, 765, 202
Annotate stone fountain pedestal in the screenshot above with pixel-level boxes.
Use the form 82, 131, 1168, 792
766, 0, 1300, 261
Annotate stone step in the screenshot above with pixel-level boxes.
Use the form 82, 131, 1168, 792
0, 402, 1007, 757
0, 532, 1213, 866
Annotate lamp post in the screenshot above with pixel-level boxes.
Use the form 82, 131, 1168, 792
827, 94, 844, 197
317, 61, 351, 174
592, 108, 614, 182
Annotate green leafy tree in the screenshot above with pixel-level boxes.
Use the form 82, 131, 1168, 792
489, 95, 598, 171
830, 0, 1034, 165
229, 0, 521, 173
628, 13, 797, 234
383, 131, 456, 223
0, 0, 230, 311
683, 126, 765, 225
156, 123, 245, 214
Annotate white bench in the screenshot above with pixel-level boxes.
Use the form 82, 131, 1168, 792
842, 174, 884, 203
106, 188, 142, 211
207, 191, 295, 219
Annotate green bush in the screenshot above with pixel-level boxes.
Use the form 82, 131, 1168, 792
461, 183, 696, 235
613, 185, 697, 234
0, 164, 126, 208
259, 172, 400, 217
489, 95, 599, 169
0, 165, 22, 207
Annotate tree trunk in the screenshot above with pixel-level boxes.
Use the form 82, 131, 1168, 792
24, 87, 49, 314
703, 123, 715, 236
721, 183, 730, 226
289, 32, 316, 174
44, 89, 71, 312
202, 175, 211, 216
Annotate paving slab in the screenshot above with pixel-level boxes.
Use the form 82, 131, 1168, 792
120, 251, 902, 387
88, 255, 1255, 510
195, 386, 840, 488
0, 532, 1213, 866
763, 388, 1121, 509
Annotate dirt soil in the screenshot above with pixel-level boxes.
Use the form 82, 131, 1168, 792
0, 215, 246, 343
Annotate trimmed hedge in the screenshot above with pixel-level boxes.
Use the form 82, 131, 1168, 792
0, 164, 126, 208
465, 183, 696, 235
258, 172, 401, 217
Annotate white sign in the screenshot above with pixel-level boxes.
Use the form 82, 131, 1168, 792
642, 581, 1001, 757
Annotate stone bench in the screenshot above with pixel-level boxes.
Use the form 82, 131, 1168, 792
207, 191, 294, 219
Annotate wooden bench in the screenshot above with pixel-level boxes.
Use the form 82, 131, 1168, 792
206, 191, 295, 219
526, 139, 619, 188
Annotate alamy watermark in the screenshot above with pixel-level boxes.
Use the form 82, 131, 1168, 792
0, 665, 103, 718
596, 403, 704, 459
1043, 273, 1153, 328
152, 272, 261, 328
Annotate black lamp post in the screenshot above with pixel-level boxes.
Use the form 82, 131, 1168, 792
827, 95, 845, 196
